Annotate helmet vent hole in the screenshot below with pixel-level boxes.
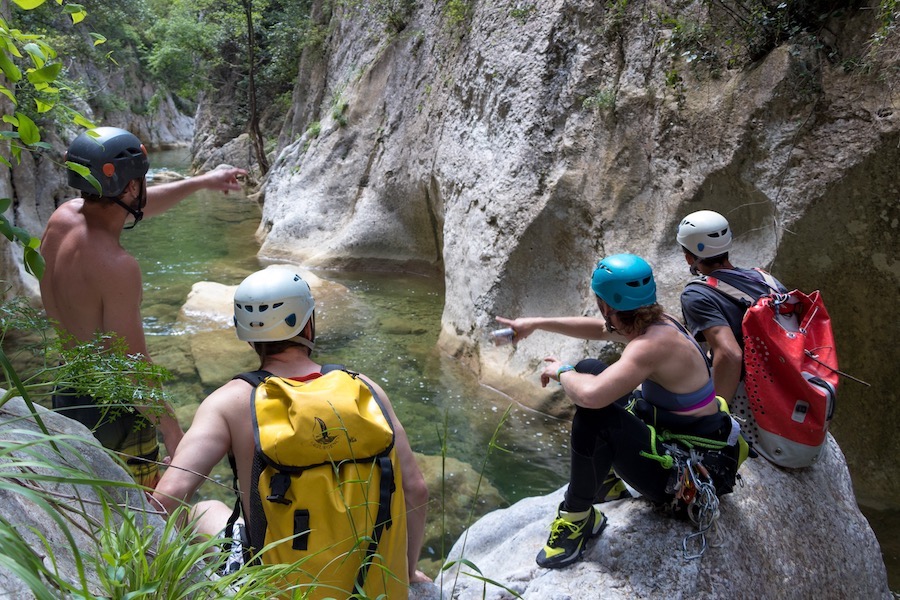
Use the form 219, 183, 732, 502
259, 304, 269, 312
245, 305, 253, 313
285, 314, 297, 327
273, 302, 283, 309
235, 303, 243, 309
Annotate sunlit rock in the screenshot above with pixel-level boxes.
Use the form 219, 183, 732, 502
441, 436, 890, 599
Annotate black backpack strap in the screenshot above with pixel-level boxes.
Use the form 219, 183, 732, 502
223, 453, 256, 566
232, 369, 273, 387
355, 454, 396, 592
320, 363, 346, 375
224, 371, 272, 567
225, 453, 242, 529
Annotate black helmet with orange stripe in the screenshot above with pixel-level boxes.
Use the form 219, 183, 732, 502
65, 127, 149, 197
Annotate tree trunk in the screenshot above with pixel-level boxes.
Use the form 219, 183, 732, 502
243, 0, 269, 175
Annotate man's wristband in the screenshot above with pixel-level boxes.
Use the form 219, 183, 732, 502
556, 364, 575, 380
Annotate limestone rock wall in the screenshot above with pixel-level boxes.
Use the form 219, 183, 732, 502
259, 1, 899, 510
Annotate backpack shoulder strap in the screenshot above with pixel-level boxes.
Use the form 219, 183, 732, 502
753, 268, 782, 292
320, 363, 346, 375
687, 275, 755, 308
356, 454, 396, 590
233, 369, 273, 387
225, 369, 272, 558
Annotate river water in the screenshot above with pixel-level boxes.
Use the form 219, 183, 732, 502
124, 149, 896, 592
124, 149, 571, 561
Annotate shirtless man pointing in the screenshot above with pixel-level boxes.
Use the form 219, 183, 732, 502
40, 126, 246, 486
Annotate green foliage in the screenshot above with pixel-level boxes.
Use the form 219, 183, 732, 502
653, 0, 892, 81
338, 0, 418, 34
0, 422, 292, 598
602, 0, 630, 37
582, 88, 616, 111
146, 2, 219, 101
0, 2, 106, 284
93, 505, 290, 599
0, 298, 174, 428
331, 91, 349, 127
509, 4, 537, 24
53, 333, 173, 425
0, 199, 44, 279
0, 8, 95, 161
864, 0, 899, 67
444, 0, 473, 26
663, 13, 719, 67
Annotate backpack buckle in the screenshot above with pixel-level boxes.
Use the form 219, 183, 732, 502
267, 472, 292, 505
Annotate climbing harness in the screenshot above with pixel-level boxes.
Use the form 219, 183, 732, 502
641, 428, 729, 560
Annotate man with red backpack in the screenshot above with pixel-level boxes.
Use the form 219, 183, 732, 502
677, 210, 841, 470
676, 210, 789, 455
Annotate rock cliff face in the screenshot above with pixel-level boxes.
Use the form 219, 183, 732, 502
259, 1, 899, 510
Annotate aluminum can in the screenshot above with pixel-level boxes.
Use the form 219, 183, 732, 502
490, 327, 516, 346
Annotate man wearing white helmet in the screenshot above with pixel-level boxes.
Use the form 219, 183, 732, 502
676, 210, 787, 406
153, 268, 431, 589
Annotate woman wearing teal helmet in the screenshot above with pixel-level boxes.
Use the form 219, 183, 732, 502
496, 254, 743, 569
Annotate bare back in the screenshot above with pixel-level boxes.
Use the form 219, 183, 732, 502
40, 198, 147, 353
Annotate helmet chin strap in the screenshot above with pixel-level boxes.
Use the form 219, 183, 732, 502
292, 335, 316, 353
114, 179, 146, 230
689, 260, 700, 276
601, 305, 619, 333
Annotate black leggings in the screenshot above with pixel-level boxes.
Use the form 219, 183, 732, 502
564, 359, 736, 511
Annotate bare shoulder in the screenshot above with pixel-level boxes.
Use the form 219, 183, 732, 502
203, 378, 254, 411
622, 327, 674, 365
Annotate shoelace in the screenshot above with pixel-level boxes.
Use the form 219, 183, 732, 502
548, 516, 582, 543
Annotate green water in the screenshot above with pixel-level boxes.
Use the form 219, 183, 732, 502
125, 148, 570, 508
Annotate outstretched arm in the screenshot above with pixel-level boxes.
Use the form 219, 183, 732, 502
153, 384, 236, 518
494, 315, 627, 343
143, 167, 247, 218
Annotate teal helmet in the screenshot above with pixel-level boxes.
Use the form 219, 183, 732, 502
591, 253, 657, 310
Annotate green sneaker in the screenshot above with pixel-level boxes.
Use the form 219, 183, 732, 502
596, 473, 632, 503
535, 504, 607, 569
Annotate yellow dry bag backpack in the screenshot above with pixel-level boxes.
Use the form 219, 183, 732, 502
228, 365, 409, 599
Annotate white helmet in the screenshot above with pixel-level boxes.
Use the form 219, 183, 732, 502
233, 269, 315, 349
676, 210, 733, 258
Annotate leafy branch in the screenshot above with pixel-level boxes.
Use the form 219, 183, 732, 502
0, 297, 174, 428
